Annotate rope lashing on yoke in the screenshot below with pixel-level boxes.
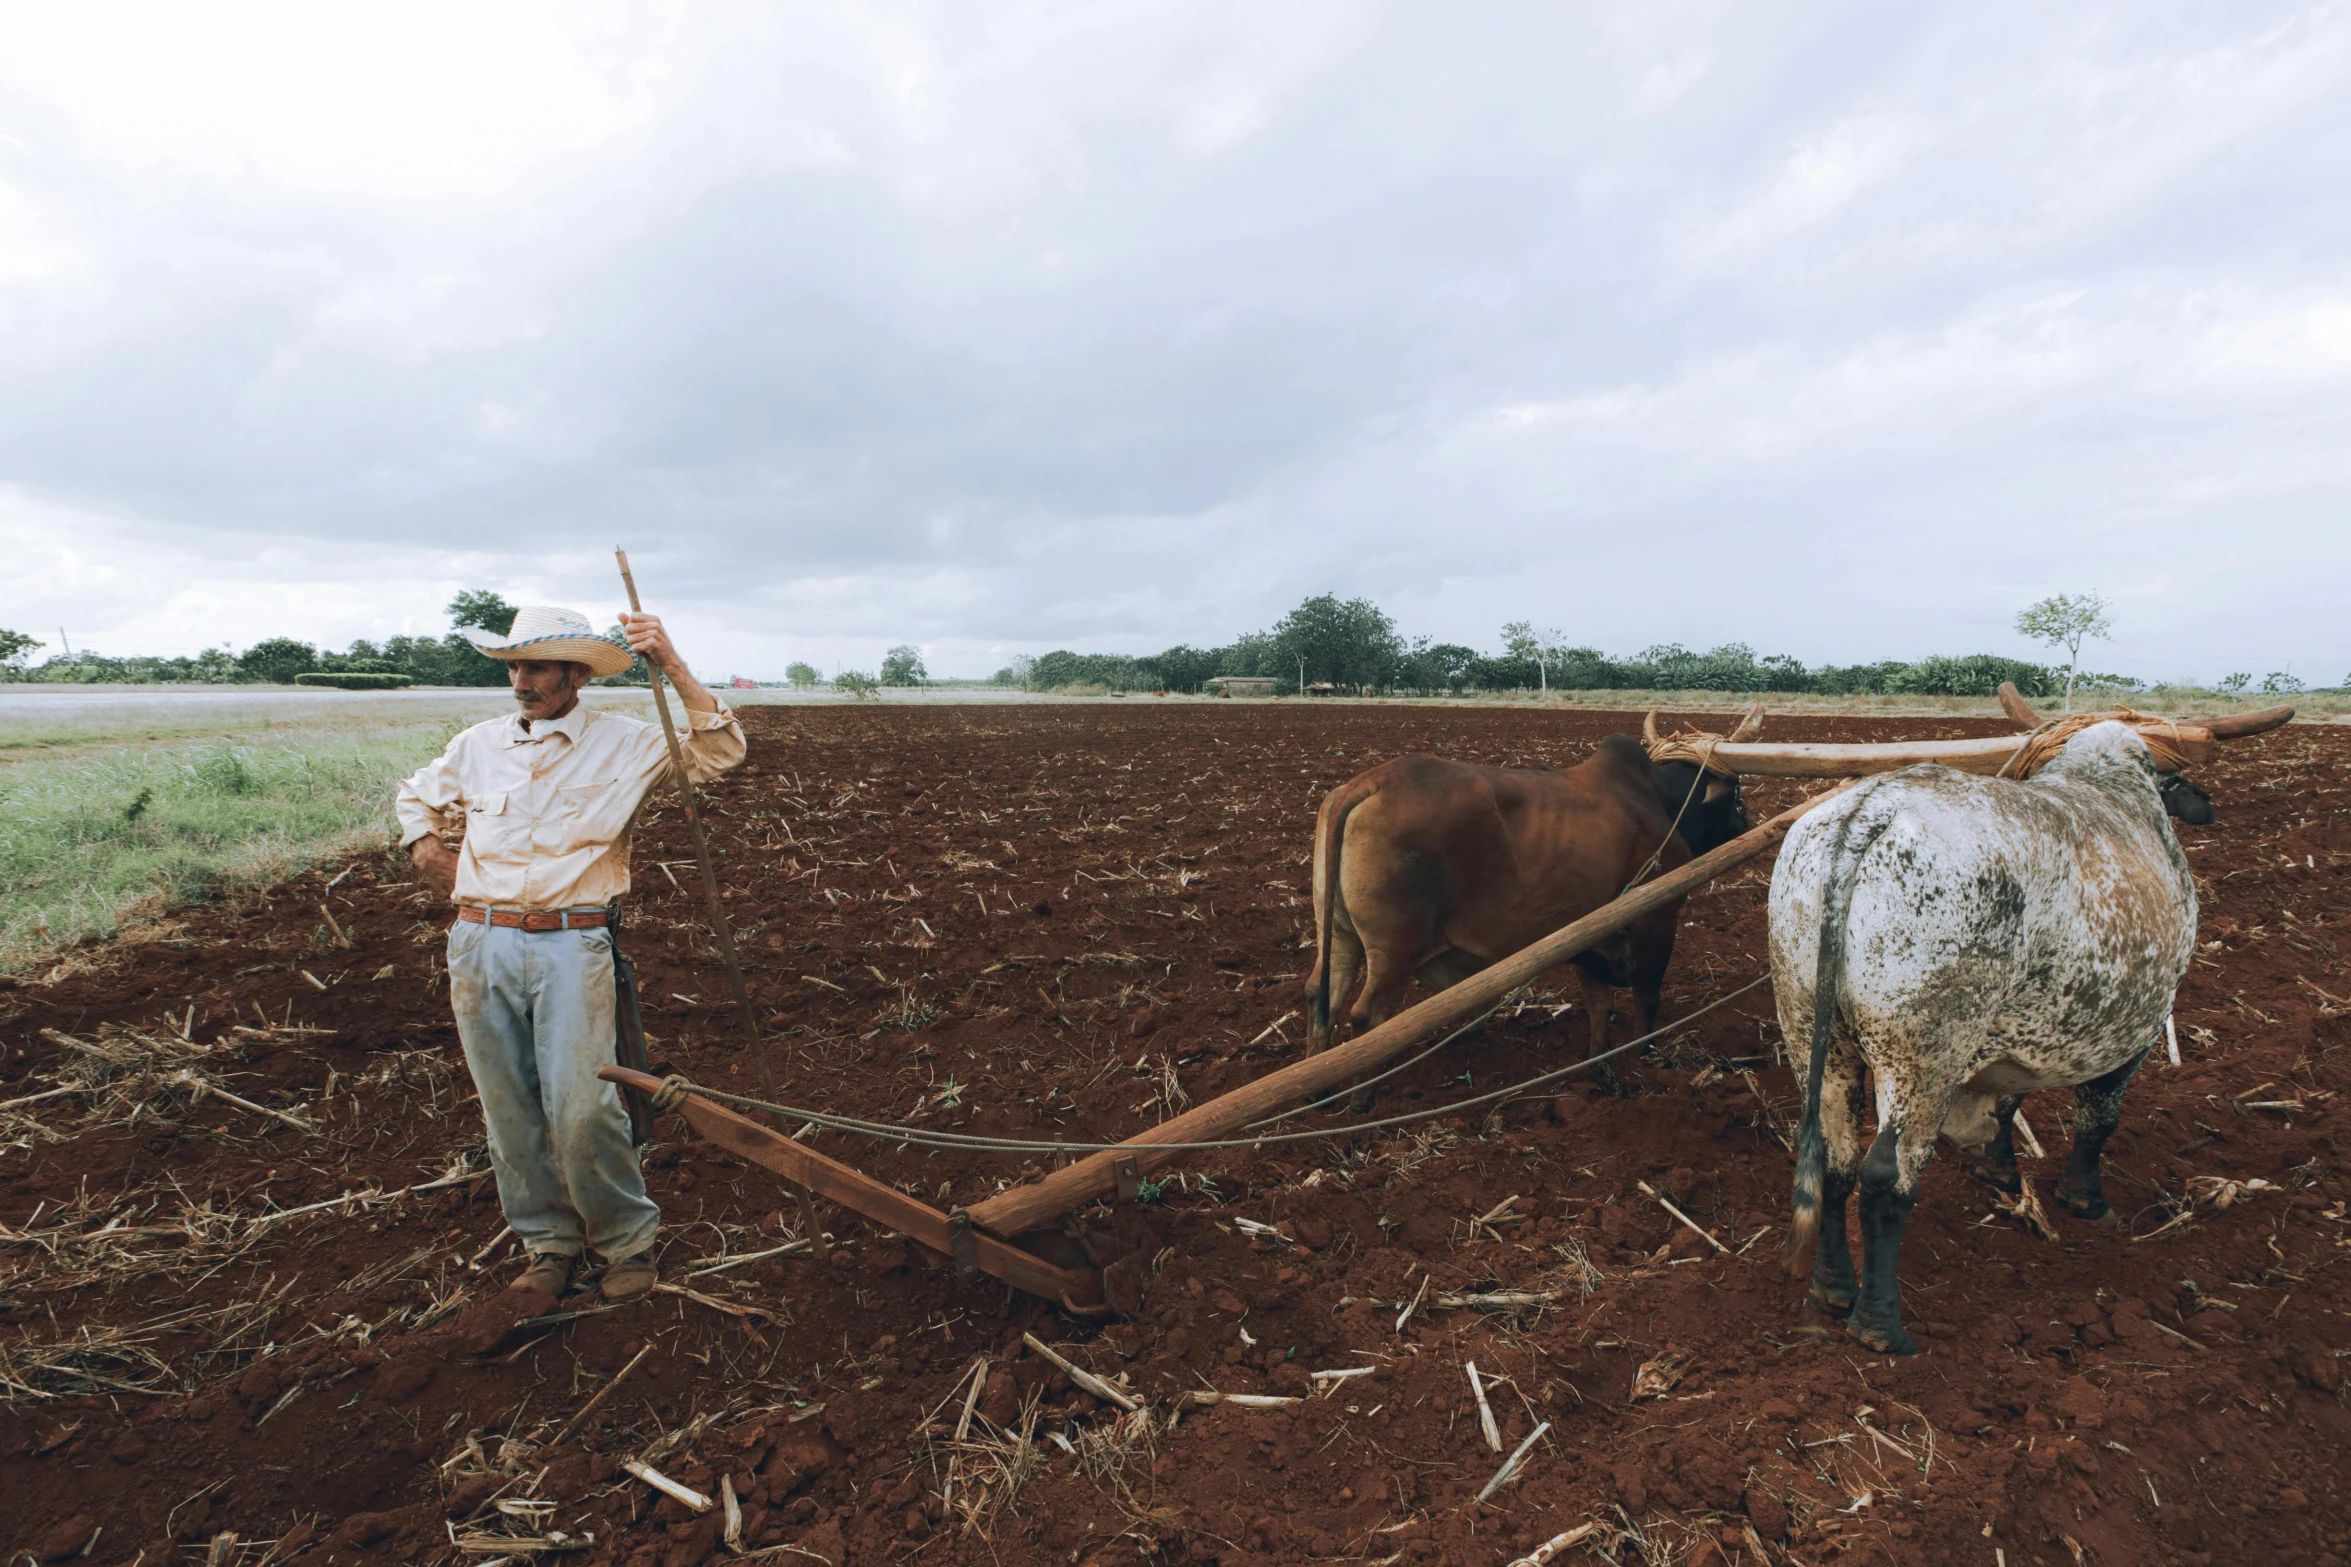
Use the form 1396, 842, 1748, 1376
1996, 707, 2209, 780
636, 975, 1771, 1157
1625, 703, 1761, 895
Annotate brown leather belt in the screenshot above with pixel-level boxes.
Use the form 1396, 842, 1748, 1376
457, 907, 612, 932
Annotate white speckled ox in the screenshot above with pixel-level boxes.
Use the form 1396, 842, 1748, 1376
1767, 721, 2198, 1354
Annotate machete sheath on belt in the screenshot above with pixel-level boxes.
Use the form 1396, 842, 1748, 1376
609, 902, 656, 1147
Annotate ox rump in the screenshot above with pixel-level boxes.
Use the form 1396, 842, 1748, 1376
1304, 723, 1755, 1060
1768, 720, 2201, 1355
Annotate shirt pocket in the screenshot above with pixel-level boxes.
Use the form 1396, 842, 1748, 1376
463, 791, 525, 863
553, 784, 626, 847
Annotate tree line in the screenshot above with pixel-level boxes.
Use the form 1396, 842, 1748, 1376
0, 594, 651, 689
993, 593, 2081, 697
4, 588, 2320, 697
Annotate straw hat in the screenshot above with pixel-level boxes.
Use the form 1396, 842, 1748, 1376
462, 606, 635, 678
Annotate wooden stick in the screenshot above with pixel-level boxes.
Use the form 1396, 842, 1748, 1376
1475, 1421, 1551, 1503
1696, 728, 2215, 779
1467, 1362, 1502, 1452
2166, 1013, 2181, 1067
615, 549, 781, 1123
546, 1342, 653, 1448
954, 1358, 988, 1441
651, 1281, 772, 1320
1432, 1291, 1559, 1311
173, 1073, 318, 1132
2012, 1110, 2046, 1160
0, 1084, 79, 1111
600, 1067, 1103, 1307
1309, 1367, 1378, 1395
1637, 1181, 1727, 1253
681, 1240, 811, 1278
1395, 1274, 1430, 1336
721, 1475, 743, 1552
623, 1461, 711, 1513
1506, 1522, 1600, 1567
1472, 1195, 1521, 1241
1182, 1390, 1300, 1408
965, 787, 1845, 1238
317, 904, 350, 948
1021, 1332, 1140, 1412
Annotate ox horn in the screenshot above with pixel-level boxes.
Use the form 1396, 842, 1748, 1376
1642, 709, 1660, 746
2199, 704, 2295, 740
1996, 681, 2041, 729
1728, 700, 1765, 743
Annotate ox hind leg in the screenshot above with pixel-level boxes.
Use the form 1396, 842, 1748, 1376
1848, 1063, 1968, 1357
2056, 1047, 2148, 1224
1805, 1038, 1869, 1319
1968, 1096, 2029, 1195
1305, 919, 1366, 1056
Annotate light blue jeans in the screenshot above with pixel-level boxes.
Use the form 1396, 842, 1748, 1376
447, 917, 659, 1262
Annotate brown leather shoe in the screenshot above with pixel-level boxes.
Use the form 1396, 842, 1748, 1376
600, 1253, 657, 1301
507, 1251, 575, 1297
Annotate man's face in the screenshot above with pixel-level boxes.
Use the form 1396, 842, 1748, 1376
510, 659, 586, 721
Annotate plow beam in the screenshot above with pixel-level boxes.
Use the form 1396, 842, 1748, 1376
964, 783, 1850, 1241
597, 1063, 1106, 1309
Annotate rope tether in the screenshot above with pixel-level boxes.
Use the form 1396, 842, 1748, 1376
641, 975, 1772, 1157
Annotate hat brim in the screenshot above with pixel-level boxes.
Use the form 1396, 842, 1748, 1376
463, 630, 636, 678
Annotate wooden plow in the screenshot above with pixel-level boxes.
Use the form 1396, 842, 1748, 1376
602, 786, 1841, 1312
601, 688, 2296, 1314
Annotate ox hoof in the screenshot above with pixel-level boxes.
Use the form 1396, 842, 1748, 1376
2060, 1193, 2118, 1226
1806, 1284, 1855, 1319
1969, 1159, 2022, 1196
1847, 1318, 1917, 1356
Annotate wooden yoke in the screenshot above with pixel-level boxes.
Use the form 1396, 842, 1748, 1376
599, 1064, 1105, 1309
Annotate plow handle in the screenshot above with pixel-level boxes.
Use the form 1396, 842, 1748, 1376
598, 1064, 1105, 1309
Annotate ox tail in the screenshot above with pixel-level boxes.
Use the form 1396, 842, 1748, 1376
1784, 778, 1896, 1278
1305, 773, 1380, 1053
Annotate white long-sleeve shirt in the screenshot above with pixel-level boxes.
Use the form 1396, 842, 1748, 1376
393, 700, 746, 911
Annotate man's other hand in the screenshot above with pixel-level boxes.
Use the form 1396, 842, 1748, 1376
411, 835, 460, 898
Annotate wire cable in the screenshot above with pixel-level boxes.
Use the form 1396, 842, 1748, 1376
647, 975, 1772, 1157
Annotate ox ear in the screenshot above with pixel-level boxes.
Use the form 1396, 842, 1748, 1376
1728, 700, 1764, 743
1704, 776, 1734, 803
1642, 709, 1660, 746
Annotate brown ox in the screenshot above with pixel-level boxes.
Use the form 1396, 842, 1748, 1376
1303, 721, 1759, 1058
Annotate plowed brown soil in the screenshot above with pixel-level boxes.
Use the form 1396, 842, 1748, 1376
4, 703, 2346, 1567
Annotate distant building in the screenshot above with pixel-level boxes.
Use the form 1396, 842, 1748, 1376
1203, 675, 1279, 697
731, 677, 756, 689
1305, 681, 1342, 697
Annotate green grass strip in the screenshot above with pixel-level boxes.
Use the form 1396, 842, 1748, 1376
0, 729, 449, 973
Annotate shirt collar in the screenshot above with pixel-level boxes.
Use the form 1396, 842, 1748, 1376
508, 702, 593, 747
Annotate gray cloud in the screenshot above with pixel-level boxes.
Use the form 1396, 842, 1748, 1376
3, 2, 2347, 682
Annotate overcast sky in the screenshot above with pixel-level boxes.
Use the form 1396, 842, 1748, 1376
4, 3, 2347, 684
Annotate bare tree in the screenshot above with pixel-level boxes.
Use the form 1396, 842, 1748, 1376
2014, 592, 2113, 711
1500, 620, 1564, 695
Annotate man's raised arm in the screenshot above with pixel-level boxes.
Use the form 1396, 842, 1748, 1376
620, 611, 745, 781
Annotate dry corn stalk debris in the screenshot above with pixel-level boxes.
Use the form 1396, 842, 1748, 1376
28, 1025, 324, 1134
1630, 1350, 1690, 1402
1993, 1178, 2058, 1241
2186, 1174, 2278, 1209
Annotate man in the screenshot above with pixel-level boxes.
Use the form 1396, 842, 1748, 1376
394, 605, 745, 1302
